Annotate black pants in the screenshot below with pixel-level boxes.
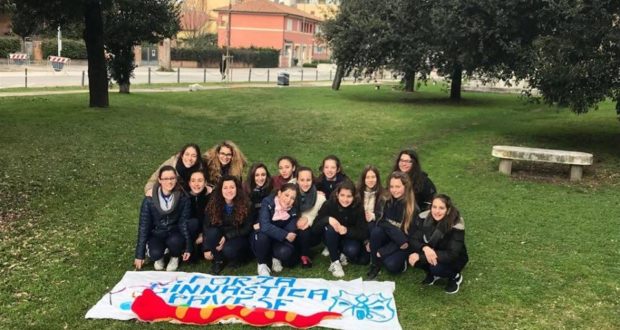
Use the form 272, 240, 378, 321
323, 225, 369, 265
369, 226, 408, 273
203, 227, 249, 262
297, 227, 322, 257
147, 231, 184, 260
251, 231, 297, 266
187, 217, 202, 243
414, 260, 459, 279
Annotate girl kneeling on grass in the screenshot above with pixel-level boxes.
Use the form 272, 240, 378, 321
316, 155, 348, 198
408, 194, 468, 294
253, 183, 299, 276
244, 162, 273, 224
271, 156, 298, 191
203, 140, 247, 187
312, 180, 369, 278
393, 149, 436, 211
202, 175, 252, 275
296, 167, 327, 268
357, 165, 384, 230
144, 143, 204, 196
366, 171, 418, 280
134, 165, 192, 272
186, 170, 210, 251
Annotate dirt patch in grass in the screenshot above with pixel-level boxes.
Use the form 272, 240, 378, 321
0, 184, 38, 233
508, 161, 618, 187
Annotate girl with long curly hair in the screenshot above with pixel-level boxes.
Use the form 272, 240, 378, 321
202, 175, 251, 274
203, 140, 247, 187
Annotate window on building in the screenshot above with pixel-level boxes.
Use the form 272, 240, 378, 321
286, 18, 293, 31
220, 16, 227, 27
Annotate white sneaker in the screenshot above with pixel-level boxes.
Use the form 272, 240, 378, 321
257, 263, 271, 276
321, 247, 329, 257
154, 258, 165, 271
329, 260, 345, 278
339, 253, 349, 266
272, 258, 283, 273
166, 257, 179, 271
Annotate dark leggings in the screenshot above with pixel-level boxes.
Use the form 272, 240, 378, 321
203, 227, 249, 262
323, 226, 369, 265
187, 217, 202, 243
369, 225, 409, 273
251, 232, 297, 266
414, 260, 459, 279
147, 231, 184, 260
297, 228, 322, 257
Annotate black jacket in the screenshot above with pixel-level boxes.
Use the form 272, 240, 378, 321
312, 199, 368, 241
202, 203, 252, 250
316, 173, 348, 198
248, 186, 271, 224
374, 198, 418, 257
189, 188, 209, 220
415, 172, 436, 211
134, 186, 192, 259
409, 214, 468, 271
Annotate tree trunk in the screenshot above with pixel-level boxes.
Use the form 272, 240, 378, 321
404, 70, 415, 92
331, 65, 344, 91
450, 63, 462, 101
84, 0, 109, 108
119, 83, 130, 94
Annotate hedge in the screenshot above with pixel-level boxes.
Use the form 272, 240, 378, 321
0, 37, 22, 58
42, 39, 87, 59
171, 47, 279, 68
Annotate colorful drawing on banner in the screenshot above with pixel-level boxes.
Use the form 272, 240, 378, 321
328, 290, 396, 322
131, 289, 341, 328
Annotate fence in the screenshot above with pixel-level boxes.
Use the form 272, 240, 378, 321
0, 66, 396, 89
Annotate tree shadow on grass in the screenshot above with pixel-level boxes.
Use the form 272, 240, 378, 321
339, 89, 507, 108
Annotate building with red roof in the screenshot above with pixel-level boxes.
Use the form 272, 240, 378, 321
214, 0, 330, 67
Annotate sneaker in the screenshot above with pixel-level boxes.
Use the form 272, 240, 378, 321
445, 273, 463, 294
257, 263, 271, 276
321, 247, 329, 257
209, 261, 225, 275
401, 260, 408, 273
339, 253, 349, 266
300, 256, 313, 268
329, 260, 345, 278
421, 272, 441, 285
366, 265, 381, 280
166, 257, 179, 271
271, 258, 283, 273
154, 258, 165, 271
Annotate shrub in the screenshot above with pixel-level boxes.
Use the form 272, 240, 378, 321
302, 62, 317, 68
0, 37, 22, 58
42, 39, 88, 59
171, 46, 279, 68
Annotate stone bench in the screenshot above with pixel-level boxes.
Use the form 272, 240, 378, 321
491, 145, 593, 181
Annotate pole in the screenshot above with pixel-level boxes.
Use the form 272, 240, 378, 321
25, 68, 27, 88
267, 69, 270, 83
82, 70, 85, 87
329, 70, 332, 81
301, 69, 304, 81
248, 68, 252, 82
57, 25, 62, 57
315, 69, 318, 81
226, 0, 232, 83
177, 67, 180, 83
203, 68, 206, 83
148, 67, 151, 84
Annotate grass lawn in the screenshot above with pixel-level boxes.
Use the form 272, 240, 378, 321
0, 85, 619, 329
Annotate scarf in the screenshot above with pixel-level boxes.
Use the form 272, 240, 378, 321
272, 196, 291, 221
175, 157, 200, 188
421, 215, 450, 247
363, 190, 376, 213
299, 185, 317, 212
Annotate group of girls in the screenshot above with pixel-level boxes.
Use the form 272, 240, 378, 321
133, 141, 469, 294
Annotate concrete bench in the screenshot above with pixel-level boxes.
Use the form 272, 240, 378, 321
491, 145, 593, 181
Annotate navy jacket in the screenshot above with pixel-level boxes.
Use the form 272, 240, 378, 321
134, 188, 191, 259
258, 195, 298, 242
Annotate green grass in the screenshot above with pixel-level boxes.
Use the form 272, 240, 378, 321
0, 85, 619, 329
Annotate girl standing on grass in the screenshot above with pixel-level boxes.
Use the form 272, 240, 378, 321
408, 194, 468, 294
316, 155, 348, 198
295, 167, 327, 268
144, 143, 204, 196
134, 166, 192, 272
271, 156, 298, 191
252, 183, 299, 276
311, 180, 369, 278
393, 149, 436, 211
244, 162, 273, 225
366, 171, 418, 280
202, 175, 252, 275
203, 140, 247, 187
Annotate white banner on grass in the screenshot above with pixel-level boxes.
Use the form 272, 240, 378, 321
85, 271, 402, 330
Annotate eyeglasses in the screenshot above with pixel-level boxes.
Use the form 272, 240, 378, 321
160, 177, 177, 181
398, 159, 413, 164
219, 152, 233, 158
